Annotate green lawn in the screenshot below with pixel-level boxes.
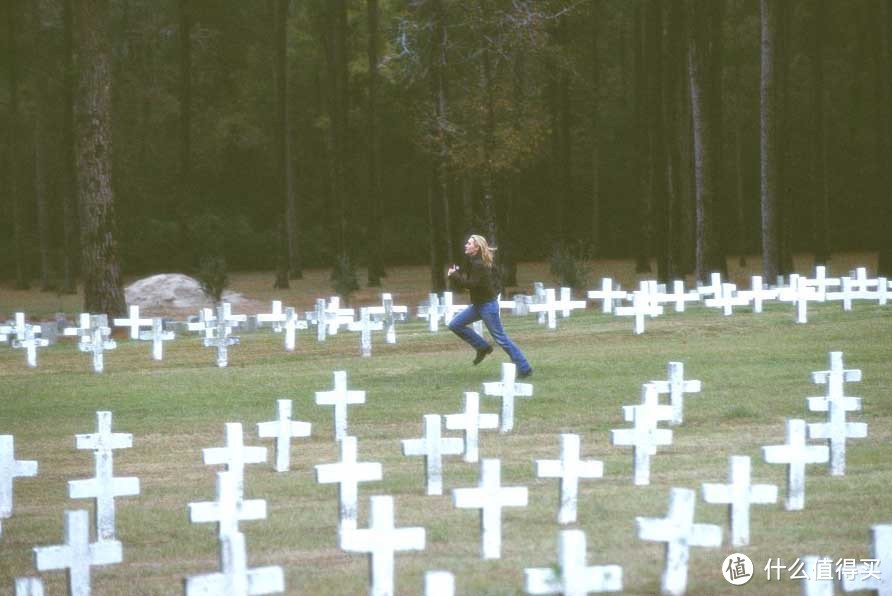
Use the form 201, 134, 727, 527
1, 289, 891, 595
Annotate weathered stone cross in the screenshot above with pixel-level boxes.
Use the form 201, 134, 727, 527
524, 529, 623, 595
68, 411, 139, 541
0, 435, 38, 538
139, 318, 175, 361
315, 371, 366, 441
648, 362, 702, 426
315, 436, 383, 534
348, 307, 384, 357
535, 434, 604, 525
189, 470, 267, 539
202, 423, 267, 502
184, 531, 285, 596
452, 458, 528, 559
33, 509, 122, 596
402, 414, 464, 495
839, 525, 892, 595
807, 351, 866, 476
482, 363, 534, 433
78, 316, 117, 373
611, 385, 673, 485
636, 487, 722, 596
341, 495, 425, 596
762, 419, 828, 510
256, 399, 312, 472
701, 455, 777, 546
444, 392, 499, 463
587, 278, 628, 314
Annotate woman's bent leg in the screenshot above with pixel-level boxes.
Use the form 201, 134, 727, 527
479, 301, 532, 373
448, 304, 488, 350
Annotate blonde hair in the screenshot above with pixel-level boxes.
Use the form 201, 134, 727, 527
470, 234, 496, 268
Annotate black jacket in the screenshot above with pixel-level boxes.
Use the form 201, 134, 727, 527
449, 256, 498, 305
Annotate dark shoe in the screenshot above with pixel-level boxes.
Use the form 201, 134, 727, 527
518, 368, 533, 379
473, 345, 493, 365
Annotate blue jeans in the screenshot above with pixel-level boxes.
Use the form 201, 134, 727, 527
448, 300, 532, 374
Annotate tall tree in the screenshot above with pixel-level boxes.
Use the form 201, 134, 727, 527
273, 0, 290, 289
8, 0, 29, 289
366, 0, 385, 286
60, 0, 78, 293
324, 0, 350, 260
665, 0, 685, 276
32, 0, 54, 291
178, 0, 191, 218
428, 0, 450, 292
777, 0, 793, 274
633, 3, 651, 273
589, 0, 602, 256
647, 0, 668, 281
759, 0, 781, 281
708, 0, 727, 276
881, 0, 892, 275
74, 0, 126, 315
688, 0, 722, 282
811, 0, 829, 265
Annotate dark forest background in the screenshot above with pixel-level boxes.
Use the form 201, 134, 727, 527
2, 0, 891, 314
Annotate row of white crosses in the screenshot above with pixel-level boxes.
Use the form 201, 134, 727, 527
14, 412, 140, 596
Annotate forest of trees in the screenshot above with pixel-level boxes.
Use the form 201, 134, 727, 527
2, 0, 891, 314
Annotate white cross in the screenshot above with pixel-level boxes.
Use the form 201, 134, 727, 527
78, 317, 117, 373
205, 303, 245, 368
418, 293, 444, 332
800, 556, 837, 596
611, 385, 673, 486
587, 278, 629, 314
524, 529, 623, 595
315, 370, 366, 441
762, 419, 828, 510
13, 577, 44, 596
0, 435, 38, 537
529, 288, 561, 329
203, 423, 267, 502
649, 362, 702, 426
257, 399, 311, 472
33, 509, 122, 596
482, 363, 534, 433
63, 313, 92, 343
654, 280, 701, 313
280, 307, 307, 352
696, 272, 724, 299
113, 305, 152, 339
445, 392, 499, 463
840, 525, 892, 595
402, 414, 464, 495
310, 298, 329, 341
256, 300, 286, 331
184, 531, 284, 596
348, 307, 384, 357
424, 571, 455, 596
615, 290, 663, 335
807, 351, 866, 476
138, 318, 175, 360
368, 293, 408, 344
68, 411, 139, 541
622, 383, 674, 425
778, 275, 821, 323
535, 434, 604, 525
701, 456, 777, 546
636, 487, 722, 596
315, 436, 383, 534
323, 296, 354, 335
557, 287, 587, 317
341, 495, 426, 596
12, 325, 48, 368
745, 275, 779, 313
803, 265, 840, 302
705, 283, 753, 315
452, 458, 528, 559
187, 307, 216, 340
13, 313, 42, 341
0, 321, 12, 342
189, 471, 266, 538
876, 276, 890, 305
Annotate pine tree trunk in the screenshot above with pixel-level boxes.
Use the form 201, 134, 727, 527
273, 0, 289, 289
61, 0, 78, 293
366, 0, 385, 286
9, 0, 29, 289
880, 0, 892, 274
777, 0, 794, 274
812, 0, 830, 266
75, 0, 126, 316
760, 0, 781, 281
689, 0, 721, 282
634, 4, 651, 273
34, 0, 54, 290
480, 47, 498, 249
647, 0, 668, 282
178, 0, 191, 215
590, 0, 602, 257
665, 0, 684, 277
709, 0, 727, 275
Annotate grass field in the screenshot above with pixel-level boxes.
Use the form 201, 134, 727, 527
1, 259, 891, 595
